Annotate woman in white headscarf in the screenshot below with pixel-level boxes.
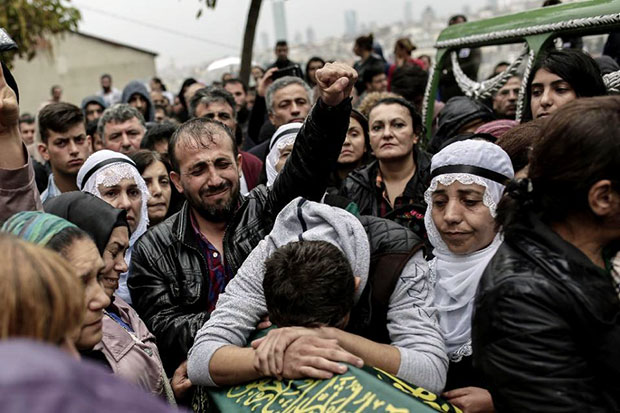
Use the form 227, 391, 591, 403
265, 122, 302, 187
424, 139, 514, 412
77, 150, 150, 304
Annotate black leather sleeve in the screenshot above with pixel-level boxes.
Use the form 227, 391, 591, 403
473, 259, 610, 412
248, 95, 268, 142
129, 235, 209, 374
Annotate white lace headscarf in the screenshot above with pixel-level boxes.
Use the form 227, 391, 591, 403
424, 139, 513, 361
265, 122, 302, 187
77, 150, 150, 304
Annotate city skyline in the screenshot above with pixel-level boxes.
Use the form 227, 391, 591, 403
72, 0, 493, 71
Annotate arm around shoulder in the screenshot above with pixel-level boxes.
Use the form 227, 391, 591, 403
386, 252, 448, 393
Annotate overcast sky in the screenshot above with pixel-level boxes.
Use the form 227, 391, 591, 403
73, 0, 488, 69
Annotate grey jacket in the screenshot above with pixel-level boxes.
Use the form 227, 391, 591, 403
187, 197, 447, 392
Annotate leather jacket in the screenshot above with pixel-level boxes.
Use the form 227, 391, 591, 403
472, 213, 620, 412
340, 147, 431, 216
128, 98, 351, 374
339, 147, 431, 239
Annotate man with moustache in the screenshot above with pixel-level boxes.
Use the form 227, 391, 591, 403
189, 86, 262, 193
98, 104, 146, 156
223, 78, 251, 145
492, 76, 521, 119
128, 62, 357, 375
248, 75, 313, 162
18, 114, 36, 145
38, 103, 92, 202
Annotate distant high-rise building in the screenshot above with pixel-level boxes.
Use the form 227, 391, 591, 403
422, 6, 436, 22
421, 5, 435, 29
404, 1, 413, 25
294, 31, 303, 46
344, 9, 358, 38
260, 32, 270, 51
272, 0, 288, 42
306, 26, 316, 45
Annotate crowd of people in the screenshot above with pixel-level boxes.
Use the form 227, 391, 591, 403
1, 6, 619, 412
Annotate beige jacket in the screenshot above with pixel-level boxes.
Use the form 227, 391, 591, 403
96, 295, 167, 396
0, 146, 42, 222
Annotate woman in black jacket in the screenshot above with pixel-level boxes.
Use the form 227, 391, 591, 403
472, 96, 620, 412
326, 109, 371, 194
340, 97, 431, 237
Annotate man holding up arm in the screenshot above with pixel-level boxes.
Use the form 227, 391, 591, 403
128, 63, 358, 375
0, 59, 42, 221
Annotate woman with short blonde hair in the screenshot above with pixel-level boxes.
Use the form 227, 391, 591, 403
0, 234, 84, 353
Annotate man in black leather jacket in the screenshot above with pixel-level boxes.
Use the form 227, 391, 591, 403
128, 63, 358, 374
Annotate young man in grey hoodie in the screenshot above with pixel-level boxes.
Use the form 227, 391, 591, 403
187, 197, 448, 393
122, 80, 154, 122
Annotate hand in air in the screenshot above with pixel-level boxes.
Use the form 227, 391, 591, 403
257, 67, 278, 97
0, 64, 19, 136
315, 62, 358, 107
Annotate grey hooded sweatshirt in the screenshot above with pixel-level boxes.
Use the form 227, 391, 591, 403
187, 197, 447, 392
121, 80, 154, 122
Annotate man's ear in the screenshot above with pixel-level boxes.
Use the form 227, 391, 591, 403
85, 135, 93, 155
268, 111, 275, 125
589, 179, 619, 219
170, 170, 184, 194
38, 142, 50, 161
236, 153, 243, 178
354, 276, 361, 292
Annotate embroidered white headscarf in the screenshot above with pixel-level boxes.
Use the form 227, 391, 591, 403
77, 150, 150, 304
424, 139, 513, 361
265, 122, 302, 187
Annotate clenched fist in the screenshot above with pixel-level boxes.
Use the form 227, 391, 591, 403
315, 62, 357, 107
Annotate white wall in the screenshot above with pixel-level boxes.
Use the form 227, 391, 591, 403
12, 32, 157, 115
